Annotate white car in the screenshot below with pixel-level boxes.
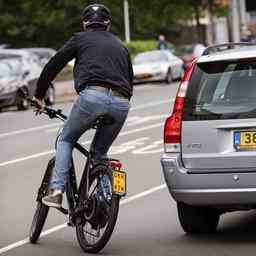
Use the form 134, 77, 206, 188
133, 50, 184, 84
22, 48, 57, 67
0, 49, 55, 108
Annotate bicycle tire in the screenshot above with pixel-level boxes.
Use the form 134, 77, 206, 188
29, 202, 49, 243
76, 164, 120, 253
29, 158, 55, 243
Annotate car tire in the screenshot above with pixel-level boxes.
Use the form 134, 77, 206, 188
177, 202, 219, 234
165, 69, 173, 84
16, 88, 29, 111
45, 86, 55, 106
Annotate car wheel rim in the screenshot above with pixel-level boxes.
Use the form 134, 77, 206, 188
167, 72, 172, 83
22, 98, 28, 107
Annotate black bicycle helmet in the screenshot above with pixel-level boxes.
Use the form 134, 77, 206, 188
83, 4, 111, 28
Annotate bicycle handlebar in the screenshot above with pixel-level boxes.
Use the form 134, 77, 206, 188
18, 86, 67, 121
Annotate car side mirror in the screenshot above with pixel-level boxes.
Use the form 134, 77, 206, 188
23, 70, 30, 79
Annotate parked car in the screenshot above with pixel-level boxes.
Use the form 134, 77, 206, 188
0, 57, 30, 110
178, 44, 206, 71
161, 43, 256, 234
133, 50, 184, 84
0, 49, 55, 110
0, 44, 9, 49
0, 59, 28, 109
22, 47, 56, 67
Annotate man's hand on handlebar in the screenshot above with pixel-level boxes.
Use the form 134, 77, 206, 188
34, 97, 45, 115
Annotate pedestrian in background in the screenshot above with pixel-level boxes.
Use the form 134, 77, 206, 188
157, 34, 169, 50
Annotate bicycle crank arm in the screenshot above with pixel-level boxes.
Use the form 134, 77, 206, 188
56, 207, 69, 215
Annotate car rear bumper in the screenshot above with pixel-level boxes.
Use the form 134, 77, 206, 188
0, 91, 16, 108
161, 154, 256, 206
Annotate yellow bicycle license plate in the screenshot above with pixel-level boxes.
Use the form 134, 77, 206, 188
112, 170, 126, 196
234, 131, 256, 150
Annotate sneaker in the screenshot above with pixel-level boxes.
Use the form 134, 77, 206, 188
42, 189, 63, 208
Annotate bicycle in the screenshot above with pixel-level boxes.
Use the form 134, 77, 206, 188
22, 92, 127, 253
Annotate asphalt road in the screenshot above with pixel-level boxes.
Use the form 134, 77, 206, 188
1, 82, 256, 256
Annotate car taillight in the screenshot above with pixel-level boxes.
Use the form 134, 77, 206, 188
164, 61, 196, 153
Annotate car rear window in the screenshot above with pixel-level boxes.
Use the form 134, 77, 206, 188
183, 60, 256, 121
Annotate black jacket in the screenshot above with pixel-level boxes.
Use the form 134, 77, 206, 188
35, 29, 134, 99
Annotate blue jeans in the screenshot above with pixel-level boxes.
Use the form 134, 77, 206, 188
50, 88, 130, 191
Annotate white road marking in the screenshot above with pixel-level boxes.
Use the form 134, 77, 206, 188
130, 99, 171, 111
0, 100, 171, 139
133, 140, 163, 154
0, 123, 62, 139
45, 113, 168, 134
109, 137, 149, 155
0, 184, 166, 255
0, 123, 163, 167
126, 114, 167, 127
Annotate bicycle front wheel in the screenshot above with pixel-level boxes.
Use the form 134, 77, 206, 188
29, 202, 49, 243
76, 164, 120, 254
29, 158, 55, 243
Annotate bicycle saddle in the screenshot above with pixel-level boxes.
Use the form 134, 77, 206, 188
93, 114, 115, 128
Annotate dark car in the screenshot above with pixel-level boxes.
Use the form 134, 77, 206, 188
0, 49, 55, 110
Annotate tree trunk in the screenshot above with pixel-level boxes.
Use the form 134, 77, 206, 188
194, 4, 202, 43
208, 0, 215, 44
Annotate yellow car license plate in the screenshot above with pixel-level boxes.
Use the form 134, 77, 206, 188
112, 170, 126, 196
234, 131, 256, 150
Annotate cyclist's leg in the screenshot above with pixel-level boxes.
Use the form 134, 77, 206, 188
90, 98, 129, 162
49, 90, 108, 192
50, 105, 94, 192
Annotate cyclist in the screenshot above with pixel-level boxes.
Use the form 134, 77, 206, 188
34, 4, 134, 208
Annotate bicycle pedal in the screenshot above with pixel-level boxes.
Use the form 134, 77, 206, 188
57, 207, 69, 215
67, 222, 74, 227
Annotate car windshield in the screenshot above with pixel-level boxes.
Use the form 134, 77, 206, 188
0, 62, 11, 79
133, 51, 167, 64
183, 60, 256, 120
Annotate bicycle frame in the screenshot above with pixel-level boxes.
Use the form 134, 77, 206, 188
36, 129, 94, 224
66, 142, 94, 226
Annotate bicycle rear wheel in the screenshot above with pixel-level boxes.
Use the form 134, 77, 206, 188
29, 158, 55, 243
76, 164, 120, 253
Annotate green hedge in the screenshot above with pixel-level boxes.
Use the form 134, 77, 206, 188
124, 40, 175, 59
124, 40, 158, 58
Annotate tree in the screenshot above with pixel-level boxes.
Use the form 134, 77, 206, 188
0, 0, 227, 48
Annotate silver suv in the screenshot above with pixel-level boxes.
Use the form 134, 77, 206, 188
161, 43, 256, 234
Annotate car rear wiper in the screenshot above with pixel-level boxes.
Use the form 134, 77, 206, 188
192, 108, 223, 120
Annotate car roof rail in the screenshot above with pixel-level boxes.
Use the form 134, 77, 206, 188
202, 42, 256, 56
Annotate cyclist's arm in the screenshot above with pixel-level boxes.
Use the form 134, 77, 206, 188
127, 52, 134, 86
34, 35, 77, 100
